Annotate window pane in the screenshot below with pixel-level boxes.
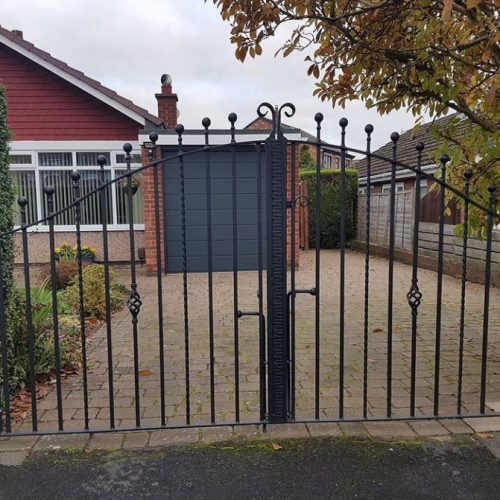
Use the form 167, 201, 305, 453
38, 153, 72, 167
41, 170, 112, 225
11, 171, 38, 225
76, 152, 111, 167
9, 154, 32, 165
116, 154, 142, 164
115, 170, 144, 224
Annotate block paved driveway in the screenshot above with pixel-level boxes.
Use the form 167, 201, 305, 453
22, 250, 500, 432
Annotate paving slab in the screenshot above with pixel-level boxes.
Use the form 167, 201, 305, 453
338, 422, 368, 438
408, 420, 449, 437
261, 424, 310, 440
365, 422, 417, 439
464, 417, 500, 433
148, 428, 200, 448
0, 436, 38, 452
440, 419, 474, 434
306, 423, 342, 437
201, 426, 234, 443
33, 434, 89, 452
87, 433, 125, 451
0, 451, 29, 467
122, 432, 151, 449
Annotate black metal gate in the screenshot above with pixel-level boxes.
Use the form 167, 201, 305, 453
1, 102, 499, 436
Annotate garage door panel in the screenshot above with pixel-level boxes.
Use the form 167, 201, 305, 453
167, 226, 208, 242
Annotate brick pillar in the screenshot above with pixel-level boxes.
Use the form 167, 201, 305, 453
143, 75, 178, 273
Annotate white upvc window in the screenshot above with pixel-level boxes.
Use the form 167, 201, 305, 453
323, 154, 332, 169
382, 182, 404, 194
9, 145, 145, 231
358, 187, 367, 195
419, 179, 428, 199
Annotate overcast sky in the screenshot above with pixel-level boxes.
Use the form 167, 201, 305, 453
0, 0, 426, 152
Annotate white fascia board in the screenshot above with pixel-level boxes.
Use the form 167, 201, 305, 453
10, 140, 141, 152
1, 36, 147, 127
138, 132, 304, 145
358, 164, 437, 185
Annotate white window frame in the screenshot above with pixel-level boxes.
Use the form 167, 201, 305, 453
9, 141, 145, 231
382, 182, 404, 194
358, 187, 367, 195
323, 154, 332, 169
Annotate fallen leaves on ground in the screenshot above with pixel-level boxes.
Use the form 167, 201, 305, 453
139, 369, 152, 376
271, 442, 283, 451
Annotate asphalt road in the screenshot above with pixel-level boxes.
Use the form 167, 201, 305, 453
1, 437, 500, 499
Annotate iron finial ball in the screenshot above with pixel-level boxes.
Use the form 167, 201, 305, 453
17, 196, 28, 208
390, 132, 400, 142
123, 143, 133, 154
70, 170, 81, 182
97, 155, 107, 167
202, 117, 211, 129
339, 117, 348, 128
488, 184, 497, 194
148, 133, 158, 145
44, 185, 55, 196
440, 153, 450, 164
315, 113, 324, 124
416, 142, 425, 152
228, 113, 237, 124
464, 169, 473, 180
365, 124, 374, 135
175, 123, 185, 136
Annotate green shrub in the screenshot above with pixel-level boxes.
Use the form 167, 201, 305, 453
300, 169, 358, 249
64, 264, 127, 318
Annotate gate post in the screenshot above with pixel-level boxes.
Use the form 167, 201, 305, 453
260, 103, 294, 423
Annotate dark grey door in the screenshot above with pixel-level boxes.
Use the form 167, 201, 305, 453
163, 148, 266, 272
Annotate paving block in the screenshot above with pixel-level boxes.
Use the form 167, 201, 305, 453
464, 417, 500, 433
232, 425, 263, 441
87, 432, 125, 450
148, 428, 200, 448
339, 422, 368, 438
201, 426, 234, 444
408, 421, 449, 437
33, 434, 89, 452
306, 423, 342, 438
0, 451, 29, 466
262, 424, 310, 439
365, 422, 417, 439
0, 436, 38, 452
122, 432, 151, 449
440, 419, 474, 434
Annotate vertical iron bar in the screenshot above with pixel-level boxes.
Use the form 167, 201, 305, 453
176, 124, 191, 425
314, 113, 323, 420
434, 155, 448, 416
203, 118, 216, 423
97, 155, 116, 428
387, 132, 400, 417
256, 142, 266, 422
457, 169, 472, 414
45, 186, 64, 430
290, 142, 297, 420
480, 185, 496, 413
339, 118, 348, 419
19, 198, 38, 431
408, 143, 424, 417
0, 241, 11, 433
363, 124, 374, 419
229, 113, 240, 422
149, 133, 166, 427
71, 172, 89, 430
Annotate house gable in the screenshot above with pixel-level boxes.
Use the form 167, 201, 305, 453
0, 43, 149, 141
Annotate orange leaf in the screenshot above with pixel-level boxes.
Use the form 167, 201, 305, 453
272, 442, 283, 451
139, 369, 152, 376
373, 328, 383, 333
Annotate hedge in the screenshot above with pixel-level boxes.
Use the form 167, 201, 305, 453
300, 169, 358, 249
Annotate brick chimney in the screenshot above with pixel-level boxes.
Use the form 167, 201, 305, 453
12, 30, 23, 39
156, 74, 178, 129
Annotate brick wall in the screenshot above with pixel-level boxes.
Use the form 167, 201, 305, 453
143, 82, 177, 273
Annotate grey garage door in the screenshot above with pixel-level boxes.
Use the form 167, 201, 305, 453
163, 148, 267, 273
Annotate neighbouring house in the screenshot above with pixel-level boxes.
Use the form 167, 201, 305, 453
352, 115, 500, 284
244, 116, 355, 170
0, 26, 165, 264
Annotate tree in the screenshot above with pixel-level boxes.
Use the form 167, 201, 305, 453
299, 144, 316, 171
208, 0, 500, 229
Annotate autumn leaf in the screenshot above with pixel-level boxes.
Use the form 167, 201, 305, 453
139, 369, 152, 376
373, 328, 383, 333
272, 442, 283, 451
477, 433, 495, 439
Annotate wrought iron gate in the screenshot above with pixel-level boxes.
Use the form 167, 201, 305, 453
1, 102, 500, 436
